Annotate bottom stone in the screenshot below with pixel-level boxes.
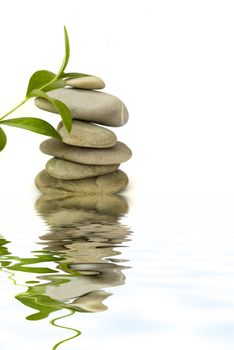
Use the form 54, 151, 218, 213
35, 169, 129, 195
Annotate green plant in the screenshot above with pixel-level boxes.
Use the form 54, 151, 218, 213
0, 26, 89, 152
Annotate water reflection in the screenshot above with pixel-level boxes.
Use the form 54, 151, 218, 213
0, 194, 131, 349
36, 194, 131, 313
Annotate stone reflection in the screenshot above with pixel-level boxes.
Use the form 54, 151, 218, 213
35, 194, 131, 313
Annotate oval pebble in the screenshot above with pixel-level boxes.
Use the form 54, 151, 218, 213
65, 75, 105, 90
35, 170, 129, 195
46, 158, 119, 180
35, 88, 129, 127
57, 120, 117, 148
40, 139, 132, 165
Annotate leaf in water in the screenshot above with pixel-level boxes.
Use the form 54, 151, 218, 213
31, 89, 72, 132
26, 70, 64, 97
0, 117, 62, 140
8, 253, 61, 273
16, 291, 63, 320
0, 236, 11, 258
62, 72, 90, 79
8, 265, 57, 273
0, 127, 7, 151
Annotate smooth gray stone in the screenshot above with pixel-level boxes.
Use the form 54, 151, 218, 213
57, 120, 117, 148
35, 170, 129, 195
46, 158, 119, 180
40, 139, 132, 165
65, 75, 105, 90
35, 88, 129, 127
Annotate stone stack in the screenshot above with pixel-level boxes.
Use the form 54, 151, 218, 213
34, 76, 132, 195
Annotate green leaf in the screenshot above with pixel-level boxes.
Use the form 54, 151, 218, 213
26, 27, 69, 95
43, 78, 64, 92
26, 70, 50, 96
30, 89, 72, 132
26, 70, 64, 97
62, 72, 90, 79
0, 127, 7, 151
56, 26, 70, 79
0, 118, 62, 140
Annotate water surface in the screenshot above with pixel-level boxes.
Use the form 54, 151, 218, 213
1, 195, 234, 350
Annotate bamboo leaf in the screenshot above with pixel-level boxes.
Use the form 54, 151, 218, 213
27, 70, 53, 95
0, 118, 61, 140
30, 89, 72, 132
56, 26, 70, 79
26, 70, 64, 97
43, 78, 64, 92
0, 127, 7, 151
62, 72, 90, 79
27, 27, 70, 93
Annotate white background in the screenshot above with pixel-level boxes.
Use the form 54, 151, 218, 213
0, 0, 234, 200
1, 1, 234, 350
1, 0, 234, 199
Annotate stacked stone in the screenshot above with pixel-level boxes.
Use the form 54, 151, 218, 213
34, 76, 132, 195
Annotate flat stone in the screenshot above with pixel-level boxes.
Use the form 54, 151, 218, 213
57, 120, 117, 148
35, 194, 129, 218
65, 75, 105, 90
40, 139, 132, 165
35, 169, 129, 195
35, 88, 129, 127
46, 158, 119, 180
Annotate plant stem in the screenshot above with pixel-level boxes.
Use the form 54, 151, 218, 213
0, 98, 29, 121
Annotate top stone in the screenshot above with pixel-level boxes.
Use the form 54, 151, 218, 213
35, 88, 129, 127
65, 75, 105, 90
